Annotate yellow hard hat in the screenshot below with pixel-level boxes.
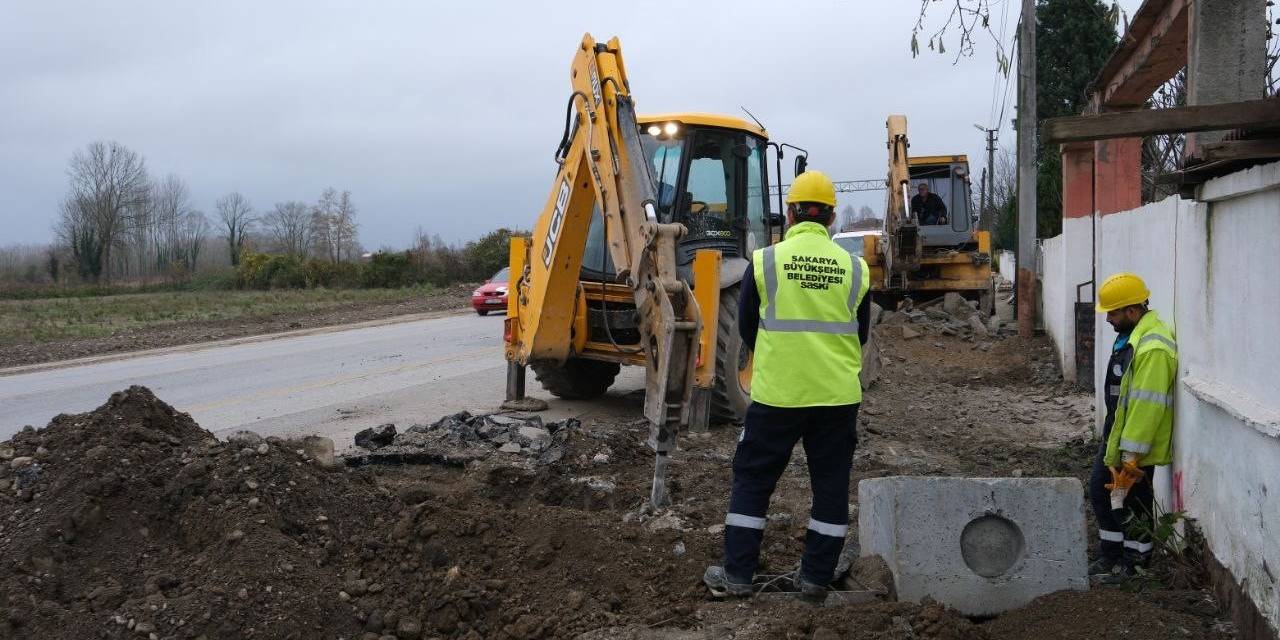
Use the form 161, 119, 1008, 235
786, 170, 837, 207
1096, 272, 1150, 313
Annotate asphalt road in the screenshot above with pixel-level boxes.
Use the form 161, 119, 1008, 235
0, 312, 644, 446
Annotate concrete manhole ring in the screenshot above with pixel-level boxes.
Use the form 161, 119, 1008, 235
960, 514, 1025, 578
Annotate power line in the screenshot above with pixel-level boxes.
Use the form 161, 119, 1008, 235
987, 0, 1015, 130
994, 18, 1019, 130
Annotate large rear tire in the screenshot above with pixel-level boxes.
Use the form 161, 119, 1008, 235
711, 285, 752, 423
530, 358, 620, 400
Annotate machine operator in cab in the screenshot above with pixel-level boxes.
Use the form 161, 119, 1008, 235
911, 182, 948, 225
704, 170, 871, 603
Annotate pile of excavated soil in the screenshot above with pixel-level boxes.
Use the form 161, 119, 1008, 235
0, 387, 714, 640
0, 328, 1238, 640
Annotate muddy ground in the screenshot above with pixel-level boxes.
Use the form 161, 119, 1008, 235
0, 283, 475, 369
0, 323, 1236, 639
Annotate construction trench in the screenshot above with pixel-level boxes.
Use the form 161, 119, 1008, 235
0, 302, 1238, 640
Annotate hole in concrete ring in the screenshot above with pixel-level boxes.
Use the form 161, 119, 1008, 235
960, 514, 1025, 578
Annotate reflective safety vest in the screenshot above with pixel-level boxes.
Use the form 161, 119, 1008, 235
1105, 310, 1178, 467
751, 221, 871, 407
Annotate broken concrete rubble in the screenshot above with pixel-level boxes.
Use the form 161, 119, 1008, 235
884, 293, 1014, 342
353, 423, 396, 450
343, 411, 580, 467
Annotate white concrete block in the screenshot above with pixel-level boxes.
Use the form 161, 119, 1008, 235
858, 476, 1087, 615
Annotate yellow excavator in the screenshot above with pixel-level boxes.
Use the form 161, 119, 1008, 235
864, 115, 994, 312
501, 34, 804, 505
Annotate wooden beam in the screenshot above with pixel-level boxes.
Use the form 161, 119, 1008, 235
1199, 139, 1280, 162
1093, 0, 1189, 108
1044, 97, 1280, 144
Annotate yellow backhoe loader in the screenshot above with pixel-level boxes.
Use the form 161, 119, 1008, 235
864, 115, 994, 312
501, 34, 804, 505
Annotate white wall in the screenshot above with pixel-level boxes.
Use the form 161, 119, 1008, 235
1089, 162, 1280, 630
996, 250, 1016, 280
1038, 216, 1094, 382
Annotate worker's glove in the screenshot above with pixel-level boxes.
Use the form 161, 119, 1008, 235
1105, 452, 1144, 510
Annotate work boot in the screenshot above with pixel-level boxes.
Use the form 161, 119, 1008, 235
1088, 556, 1120, 577
703, 566, 752, 598
1097, 562, 1138, 586
792, 572, 829, 604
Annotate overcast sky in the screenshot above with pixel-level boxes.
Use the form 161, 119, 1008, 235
0, 1, 1139, 249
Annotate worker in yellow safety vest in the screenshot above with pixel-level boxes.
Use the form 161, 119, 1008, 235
703, 170, 871, 603
1089, 272, 1177, 582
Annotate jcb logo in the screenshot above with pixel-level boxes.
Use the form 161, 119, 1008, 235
541, 178, 571, 268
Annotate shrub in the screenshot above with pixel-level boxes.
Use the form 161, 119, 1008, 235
302, 259, 360, 289
463, 228, 517, 281
236, 252, 306, 290
361, 251, 415, 288
188, 268, 238, 291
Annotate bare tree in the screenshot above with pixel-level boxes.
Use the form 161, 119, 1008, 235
838, 205, 856, 232
1143, 70, 1186, 203
311, 188, 340, 263
309, 188, 360, 263
174, 210, 210, 274
1269, 1, 1280, 96
334, 190, 360, 262
264, 201, 312, 256
55, 141, 150, 283
46, 246, 62, 284
148, 175, 200, 277
858, 205, 876, 220
910, 0, 1011, 66
0, 244, 51, 284
216, 192, 255, 266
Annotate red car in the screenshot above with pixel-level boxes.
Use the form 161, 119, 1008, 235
471, 267, 510, 315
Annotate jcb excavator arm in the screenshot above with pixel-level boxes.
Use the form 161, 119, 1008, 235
879, 115, 922, 285
505, 34, 705, 506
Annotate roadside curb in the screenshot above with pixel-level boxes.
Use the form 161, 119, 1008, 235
0, 308, 472, 377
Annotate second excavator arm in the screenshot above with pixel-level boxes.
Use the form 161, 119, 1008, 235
880, 114, 922, 286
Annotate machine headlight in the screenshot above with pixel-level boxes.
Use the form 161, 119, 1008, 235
663, 122, 679, 136
646, 125, 661, 136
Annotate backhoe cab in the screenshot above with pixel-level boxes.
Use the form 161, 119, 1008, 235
510, 112, 777, 428
571, 113, 776, 426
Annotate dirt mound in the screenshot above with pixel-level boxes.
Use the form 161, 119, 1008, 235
0, 386, 401, 639
984, 589, 1233, 639
1, 364, 1235, 639
0, 387, 707, 640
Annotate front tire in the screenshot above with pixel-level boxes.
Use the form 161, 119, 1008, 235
476, 309, 489, 316
530, 358, 620, 400
711, 285, 751, 423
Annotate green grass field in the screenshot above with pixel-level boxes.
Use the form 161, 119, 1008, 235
0, 287, 436, 347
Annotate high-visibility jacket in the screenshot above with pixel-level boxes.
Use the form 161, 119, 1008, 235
750, 221, 871, 407
1104, 310, 1178, 467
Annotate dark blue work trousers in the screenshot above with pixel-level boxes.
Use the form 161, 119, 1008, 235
1089, 433, 1156, 565
723, 401, 859, 585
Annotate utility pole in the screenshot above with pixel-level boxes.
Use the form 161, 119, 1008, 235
973, 126, 998, 230
985, 128, 997, 230
979, 167, 988, 230
1015, 0, 1037, 339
